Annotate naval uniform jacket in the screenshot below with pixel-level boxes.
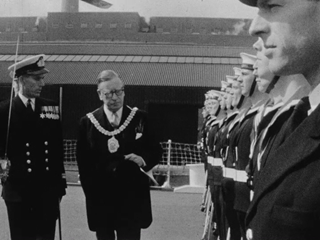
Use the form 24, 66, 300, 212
233, 108, 258, 213
0, 96, 66, 201
212, 113, 238, 187
246, 98, 320, 240
76, 105, 161, 231
221, 116, 241, 206
203, 116, 216, 172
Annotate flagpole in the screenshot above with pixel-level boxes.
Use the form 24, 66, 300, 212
4, 34, 20, 160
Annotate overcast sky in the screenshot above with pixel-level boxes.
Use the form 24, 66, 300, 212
1, 0, 257, 20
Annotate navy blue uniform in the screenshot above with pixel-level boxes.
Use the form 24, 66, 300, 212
0, 96, 66, 240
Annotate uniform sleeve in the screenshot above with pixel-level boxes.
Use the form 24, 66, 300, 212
0, 101, 9, 158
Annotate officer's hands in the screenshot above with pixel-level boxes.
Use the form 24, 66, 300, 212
0, 158, 11, 183
124, 153, 146, 167
0, 158, 10, 171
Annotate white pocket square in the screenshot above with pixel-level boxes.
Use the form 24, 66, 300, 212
135, 133, 142, 140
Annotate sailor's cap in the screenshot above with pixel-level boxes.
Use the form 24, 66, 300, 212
240, 52, 257, 71
226, 75, 238, 84
221, 80, 231, 92
8, 54, 49, 78
233, 67, 242, 76
239, 0, 257, 7
205, 90, 221, 101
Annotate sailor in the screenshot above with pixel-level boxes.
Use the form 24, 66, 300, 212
239, 1, 319, 239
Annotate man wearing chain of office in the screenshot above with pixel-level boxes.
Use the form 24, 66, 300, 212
76, 69, 161, 240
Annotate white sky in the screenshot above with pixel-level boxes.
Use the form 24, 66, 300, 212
1, 0, 257, 20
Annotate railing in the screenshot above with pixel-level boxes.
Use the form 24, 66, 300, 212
63, 139, 203, 187
63, 139, 202, 166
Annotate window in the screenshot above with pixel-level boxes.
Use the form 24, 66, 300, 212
95, 23, 102, 29
65, 23, 73, 29
141, 27, 149, 32
200, 28, 207, 34
110, 23, 117, 29
171, 28, 178, 33
185, 28, 192, 34
125, 23, 132, 29
81, 23, 88, 28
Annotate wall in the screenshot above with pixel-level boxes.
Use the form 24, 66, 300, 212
0, 14, 256, 46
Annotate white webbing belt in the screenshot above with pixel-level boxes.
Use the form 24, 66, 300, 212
207, 157, 224, 167
207, 156, 214, 166
223, 167, 236, 179
222, 169, 248, 182
235, 170, 248, 183
213, 158, 223, 166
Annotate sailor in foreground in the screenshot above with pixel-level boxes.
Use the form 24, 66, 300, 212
0, 54, 67, 240
239, 0, 320, 239
247, 38, 310, 195
76, 69, 162, 240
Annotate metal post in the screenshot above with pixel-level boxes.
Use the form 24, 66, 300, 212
58, 198, 62, 240
59, 86, 63, 122
1, 35, 19, 183
58, 86, 63, 240
161, 139, 172, 189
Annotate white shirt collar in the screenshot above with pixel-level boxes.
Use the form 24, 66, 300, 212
103, 105, 123, 122
308, 83, 320, 115
18, 92, 35, 107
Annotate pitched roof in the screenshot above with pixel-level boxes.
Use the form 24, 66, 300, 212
0, 60, 237, 88
0, 42, 254, 88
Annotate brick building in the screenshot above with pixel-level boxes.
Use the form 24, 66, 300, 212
0, 12, 256, 143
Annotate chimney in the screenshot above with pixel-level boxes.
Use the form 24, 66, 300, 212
61, 0, 79, 12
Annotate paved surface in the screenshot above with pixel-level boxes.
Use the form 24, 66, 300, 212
0, 185, 205, 240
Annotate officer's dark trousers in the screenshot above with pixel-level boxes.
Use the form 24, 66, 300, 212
96, 226, 141, 240
5, 194, 59, 240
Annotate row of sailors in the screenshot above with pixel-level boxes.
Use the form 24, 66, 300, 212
199, 38, 310, 240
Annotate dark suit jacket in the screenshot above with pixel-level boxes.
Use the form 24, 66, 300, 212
0, 96, 66, 201
76, 105, 161, 231
246, 103, 320, 240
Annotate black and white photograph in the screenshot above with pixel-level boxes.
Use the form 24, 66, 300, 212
1, 0, 320, 240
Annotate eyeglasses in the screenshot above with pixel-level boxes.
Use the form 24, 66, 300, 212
101, 88, 124, 98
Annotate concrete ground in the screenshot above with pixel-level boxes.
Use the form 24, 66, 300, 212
0, 185, 205, 240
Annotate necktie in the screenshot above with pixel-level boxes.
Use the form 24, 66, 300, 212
110, 112, 119, 127
26, 99, 34, 114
